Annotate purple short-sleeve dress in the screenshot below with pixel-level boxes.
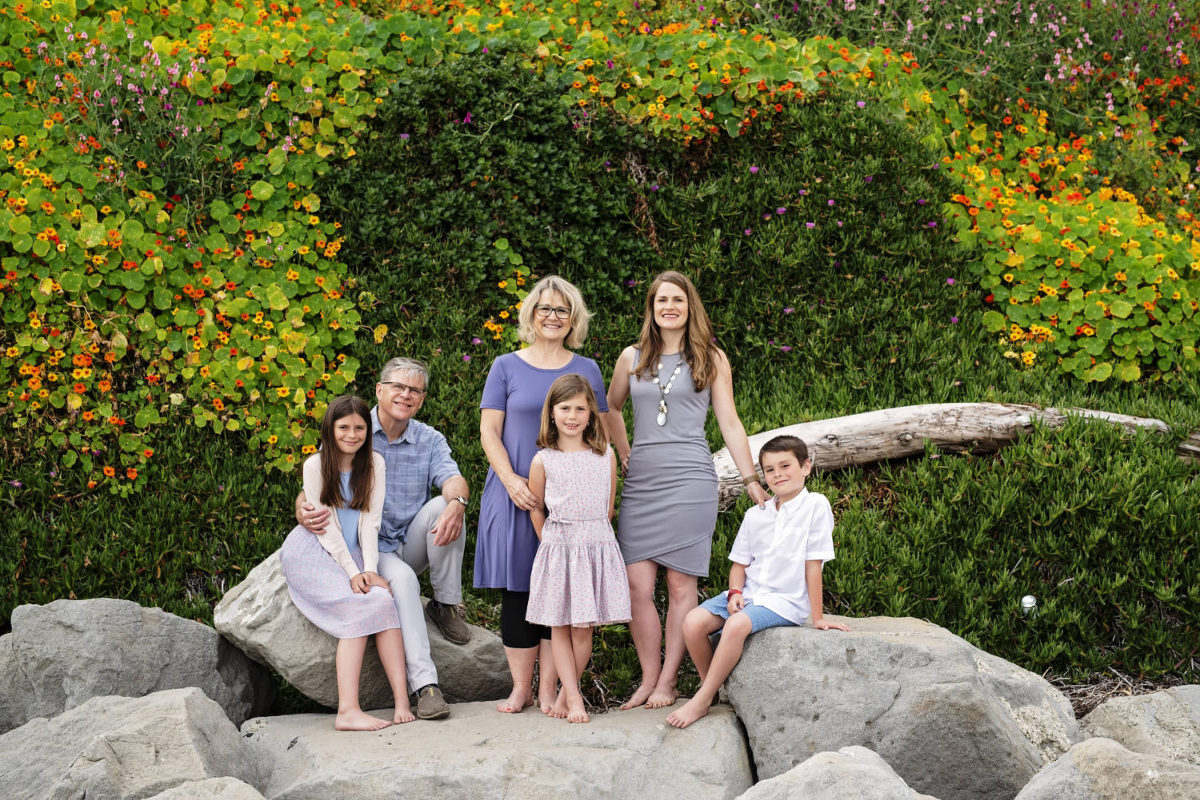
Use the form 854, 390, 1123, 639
473, 352, 608, 591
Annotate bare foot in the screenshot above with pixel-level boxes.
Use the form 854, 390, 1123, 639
496, 687, 534, 714
393, 705, 415, 724
666, 696, 712, 729
538, 685, 557, 715
547, 693, 569, 719
566, 697, 590, 724
335, 708, 392, 731
619, 682, 655, 710
644, 687, 679, 709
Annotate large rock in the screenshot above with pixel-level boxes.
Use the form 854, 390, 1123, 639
243, 700, 752, 799
0, 688, 263, 800
737, 746, 940, 800
1013, 737, 1200, 800
0, 598, 273, 732
147, 777, 267, 799
1081, 685, 1200, 765
725, 616, 1080, 800
214, 549, 508, 708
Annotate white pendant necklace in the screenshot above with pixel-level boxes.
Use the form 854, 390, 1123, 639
652, 356, 683, 426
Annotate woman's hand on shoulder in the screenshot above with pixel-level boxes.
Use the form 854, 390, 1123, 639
746, 480, 769, 507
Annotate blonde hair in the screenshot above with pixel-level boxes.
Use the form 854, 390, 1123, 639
517, 275, 591, 349
537, 374, 608, 455
632, 270, 718, 390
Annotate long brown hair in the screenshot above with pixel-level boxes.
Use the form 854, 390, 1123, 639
536, 374, 609, 455
318, 395, 374, 511
632, 270, 718, 390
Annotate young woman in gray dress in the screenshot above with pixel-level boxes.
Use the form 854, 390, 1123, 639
606, 271, 768, 710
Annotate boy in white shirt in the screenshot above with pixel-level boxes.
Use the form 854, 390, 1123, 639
666, 435, 850, 729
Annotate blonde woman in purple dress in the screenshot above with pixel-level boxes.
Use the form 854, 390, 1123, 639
476, 276, 609, 714
606, 271, 768, 710
526, 375, 630, 723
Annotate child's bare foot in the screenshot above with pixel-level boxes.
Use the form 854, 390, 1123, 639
335, 708, 392, 731
644, 686, 679, 709
496, 687, 534, 713
566, 697, 590, 724
619, 683, 654, 710
538, 685, 557, 715
666, 696, 712, 729
393, 705, 415, 724
548, 693, 569, 719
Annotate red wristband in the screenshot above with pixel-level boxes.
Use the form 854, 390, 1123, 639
728, 589, 743, 596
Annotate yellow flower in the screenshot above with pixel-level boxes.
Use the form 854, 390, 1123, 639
373, 324, 388, 344
1022, 351, 1036, 365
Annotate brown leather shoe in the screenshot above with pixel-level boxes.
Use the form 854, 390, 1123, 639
413, 684, 450, 720
425, 600, 471, 645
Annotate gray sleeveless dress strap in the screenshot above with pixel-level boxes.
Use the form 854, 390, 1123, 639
616, 350, 717, 576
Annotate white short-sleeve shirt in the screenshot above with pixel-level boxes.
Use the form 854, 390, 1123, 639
729, 488, 836, 625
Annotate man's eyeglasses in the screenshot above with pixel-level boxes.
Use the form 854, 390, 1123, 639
534, 304, 571, 320
379, 381, 427, 396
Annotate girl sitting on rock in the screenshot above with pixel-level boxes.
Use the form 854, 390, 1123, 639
281, 394, 415, 730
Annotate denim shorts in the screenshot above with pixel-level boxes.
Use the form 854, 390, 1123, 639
698, 592, 794, 634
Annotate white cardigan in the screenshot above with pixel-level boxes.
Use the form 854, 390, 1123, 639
301, 451, 387, 579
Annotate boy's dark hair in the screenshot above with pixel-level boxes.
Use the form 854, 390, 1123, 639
758, 435, 810, 465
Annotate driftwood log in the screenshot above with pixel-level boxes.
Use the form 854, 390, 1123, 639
713, 403, 1173, 510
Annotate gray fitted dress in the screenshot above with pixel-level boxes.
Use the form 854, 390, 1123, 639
616, 350, 718, 576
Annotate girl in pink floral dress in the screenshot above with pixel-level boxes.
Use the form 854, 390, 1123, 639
526, 374, 631, 723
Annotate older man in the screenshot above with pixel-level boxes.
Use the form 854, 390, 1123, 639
297, 357, 470, 720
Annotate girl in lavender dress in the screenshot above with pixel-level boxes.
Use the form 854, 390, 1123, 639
281, 395, 414, 730
526, 375, 630, 723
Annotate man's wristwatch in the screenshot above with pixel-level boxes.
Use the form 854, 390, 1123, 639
453, 495, 469, 508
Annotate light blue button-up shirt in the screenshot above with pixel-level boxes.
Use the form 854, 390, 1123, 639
370, 406, 462, 552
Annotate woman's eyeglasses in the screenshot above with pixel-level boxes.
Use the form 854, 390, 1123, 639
534, 304, 571, 320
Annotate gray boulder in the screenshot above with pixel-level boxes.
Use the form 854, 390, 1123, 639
1014, 737, 1200, 800
1081, 685, 1200, 765
737, 746, 940, 800
147, 777, 266, 799
0, 687, 263, 800
0, 598, 273, 732
243, 700, 752, 799
214, 549, 508, 708
725, 616, 1080, 800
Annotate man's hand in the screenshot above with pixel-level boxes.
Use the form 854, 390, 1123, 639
295, 495, 331, 535
431, 500, 465, 547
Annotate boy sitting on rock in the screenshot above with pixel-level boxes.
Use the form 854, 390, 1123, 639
666, 435, 850, 729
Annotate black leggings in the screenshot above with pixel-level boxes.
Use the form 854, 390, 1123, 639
500, 589, 551, 648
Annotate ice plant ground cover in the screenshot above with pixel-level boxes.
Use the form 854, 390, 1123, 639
1, 0, 1197, 707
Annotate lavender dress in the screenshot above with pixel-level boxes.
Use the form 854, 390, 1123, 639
526, 449, 631, 627
281, 473, 401, 639
473, 352, 608, 591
